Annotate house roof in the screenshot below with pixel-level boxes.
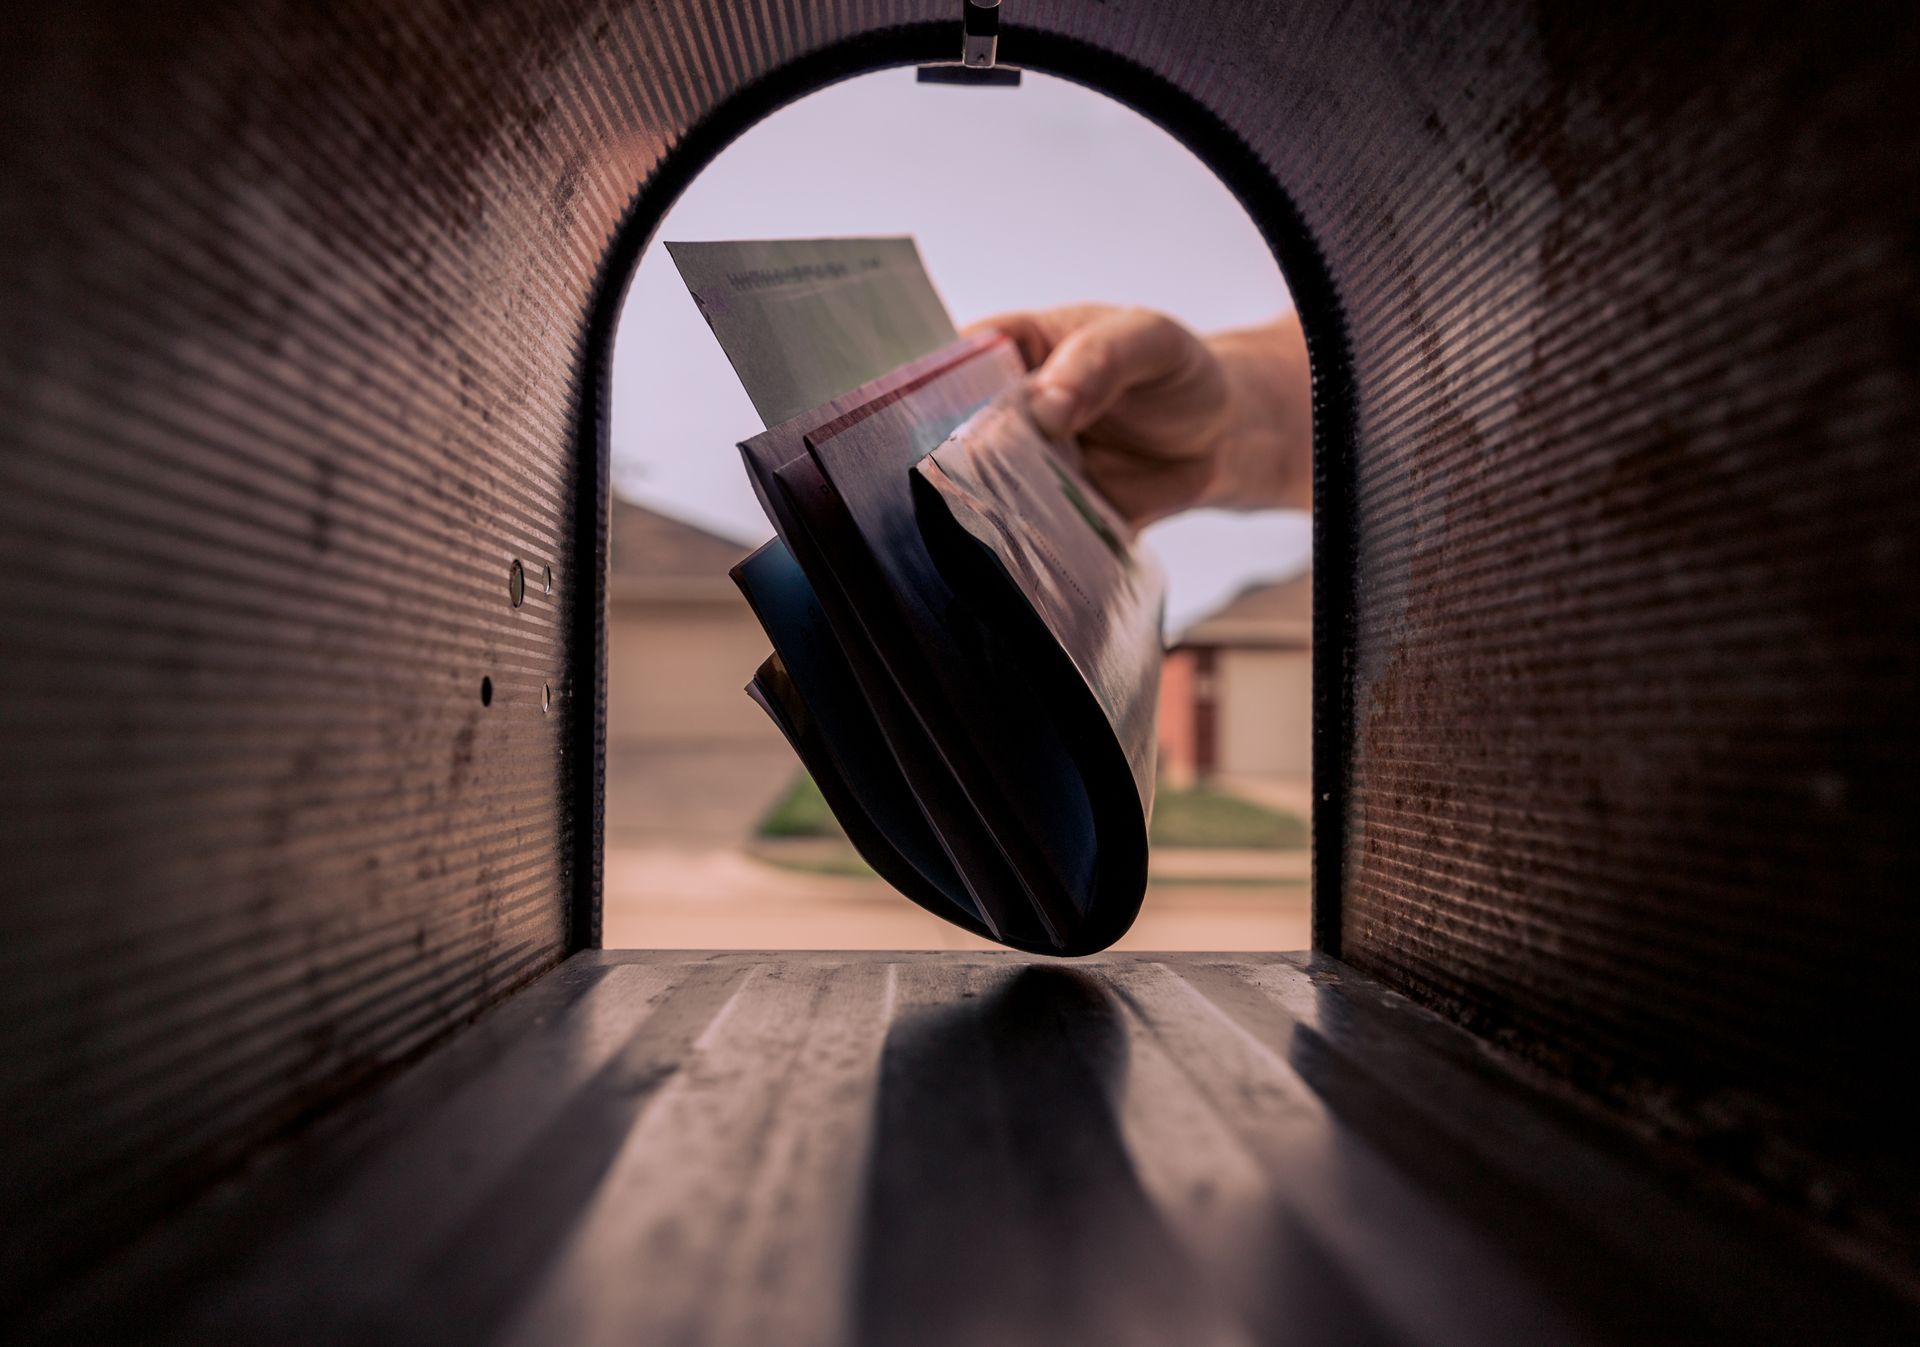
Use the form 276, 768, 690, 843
1175, 571, 1312, 650
610, 496, 756, 601
611, 496, 756, 577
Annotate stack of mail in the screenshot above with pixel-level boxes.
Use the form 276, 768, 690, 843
671, 239, 1164, 954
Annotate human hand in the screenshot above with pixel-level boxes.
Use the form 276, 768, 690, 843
963, 305, 1312, 527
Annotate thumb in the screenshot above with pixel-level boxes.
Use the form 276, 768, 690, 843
1026, 307, 1189, 439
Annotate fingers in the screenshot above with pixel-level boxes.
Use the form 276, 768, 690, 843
961, 303, 1121, 372
1027, 308, 1196, 439
960, 312, 1052, 369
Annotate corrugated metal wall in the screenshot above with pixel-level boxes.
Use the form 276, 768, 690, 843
2, 0, 1915, 1302
0, 1, 612, 1303
1328, 7, 1920, 1256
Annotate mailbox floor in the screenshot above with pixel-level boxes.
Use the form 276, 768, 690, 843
34, 951, 1918, 1344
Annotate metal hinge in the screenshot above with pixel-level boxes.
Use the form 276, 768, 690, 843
917, 0, 1021, 87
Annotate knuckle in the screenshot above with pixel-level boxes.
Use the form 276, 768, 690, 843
1075, 342, 1114, 388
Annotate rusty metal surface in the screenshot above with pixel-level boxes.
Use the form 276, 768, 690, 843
0, 1, 614, 1305
1325, 4, 1920, 1269
2, 0, 1917, 1309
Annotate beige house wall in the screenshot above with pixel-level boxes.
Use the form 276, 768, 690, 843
606, 594, 785, 748
1215, 648, 1312, 779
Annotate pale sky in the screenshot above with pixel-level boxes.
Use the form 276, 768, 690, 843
611, 69, 1311, 633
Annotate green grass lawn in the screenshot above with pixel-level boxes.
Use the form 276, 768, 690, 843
757, 771, 844, 838
757, 770, 1307, 851
1150, 785, 1308, 850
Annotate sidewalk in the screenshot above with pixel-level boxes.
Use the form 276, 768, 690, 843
604, 842, 1310, 951
1150, 846, 1309, 883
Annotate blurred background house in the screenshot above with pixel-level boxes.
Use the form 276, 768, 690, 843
1157, 571, 1311, 799
605, 496, 788, 848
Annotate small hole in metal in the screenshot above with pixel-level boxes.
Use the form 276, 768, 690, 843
542, 683, 552, 714
543, 565, 553, 595
508, 559, 525, 608
480, 676, 493, 706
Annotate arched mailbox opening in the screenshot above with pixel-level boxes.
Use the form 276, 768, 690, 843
579, 40, 1352, 953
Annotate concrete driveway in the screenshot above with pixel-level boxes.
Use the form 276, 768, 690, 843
602, 843, 1309, 951
602, 746, 1313, 950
